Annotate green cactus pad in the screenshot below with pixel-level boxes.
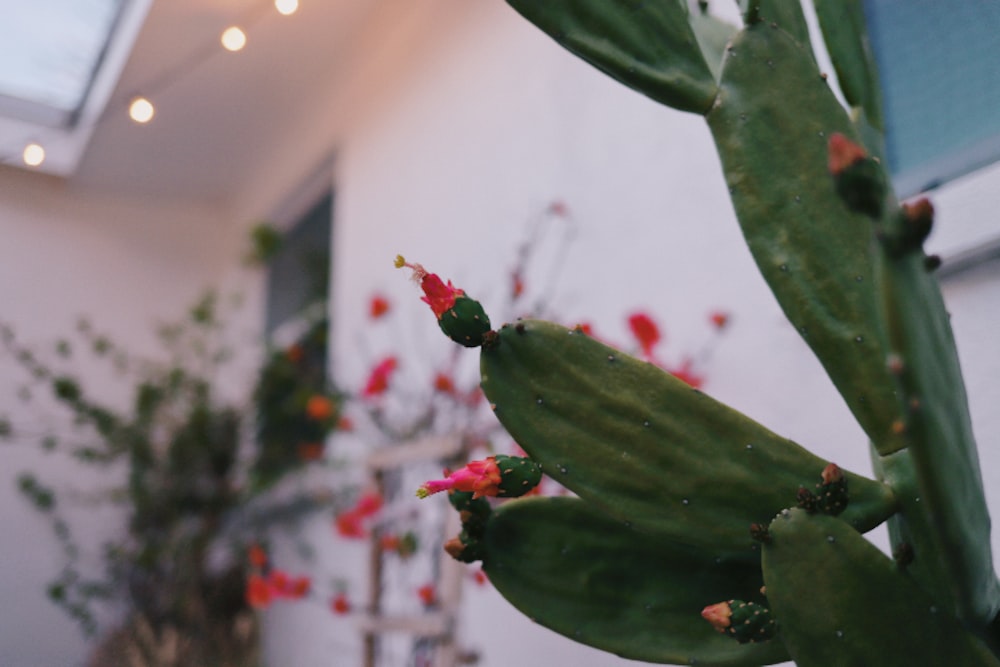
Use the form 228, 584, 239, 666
762, 508, 1000, 667
505, 0, 718, 114
705, 22, 904, 455
480, 320, 896, 554
812, 0, 884, 133
481, 496, 789, 666
875, 243, 1000, 624
738, 0, 812, 51
438, 295, 491, 348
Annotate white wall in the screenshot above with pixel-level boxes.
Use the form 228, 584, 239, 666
4, 1, 999, 666
312, 2, 1000, 666
0, 167, 256, 667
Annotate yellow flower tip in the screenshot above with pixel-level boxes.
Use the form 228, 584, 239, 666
415, 486, 431, 499
394, 254, 406, 269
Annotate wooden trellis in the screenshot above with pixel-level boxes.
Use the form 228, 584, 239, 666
360, 435, 478, 667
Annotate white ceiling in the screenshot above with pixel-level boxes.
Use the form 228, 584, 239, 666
67, 0, 434, 216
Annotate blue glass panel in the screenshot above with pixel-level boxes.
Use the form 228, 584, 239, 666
864, 0, 1000, 195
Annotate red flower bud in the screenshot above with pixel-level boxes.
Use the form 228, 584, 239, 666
627, 312, 662, 359
331, 593, 351, 615
305, 395, 335, 421
827, 133, 868, 175
369, 294, 391, 319
701, 601, 733, 631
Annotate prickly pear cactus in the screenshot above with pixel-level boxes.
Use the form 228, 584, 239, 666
404, 1, 1000, 664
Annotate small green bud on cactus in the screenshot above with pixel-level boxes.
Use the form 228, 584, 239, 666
817, 462, 849, 516
827, 133, 886, 219
750, 522, 772, 544
417, 455, 541, 499
701, 599, 776, 644
444, 532, 485, 563
396, 255, 491, 347
796, 486, 819, 513
449, 490, 491, 518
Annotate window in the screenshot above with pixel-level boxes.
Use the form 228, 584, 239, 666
864, 0, 1000, 197
264, 190, 333, 340
0, 0, 152, 175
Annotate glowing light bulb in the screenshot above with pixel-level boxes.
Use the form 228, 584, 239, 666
275, 0, 298, 15
129, 97, 155, 124
22, 143, 45, 167
221, 26, 247, 51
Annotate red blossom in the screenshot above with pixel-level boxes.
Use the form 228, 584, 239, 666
380, 534, 401, 552
334, 492, 383, 539
669, 359, 704, 389
369, 294, 391, 319
419, 273, 463, 318
305, 395, 335, 421
354, 492, 383, 516
297, 442, 324, 461
417, 584, 437, 606
248, 544, 268, 569
511, 271, 525, 299
472, 570, 488, 586
286, 344, 304, 363
331, 594, 351, 615
709, 310, 730, 330
362, 357, 398, 397
246, 569, 311, 609
246, 574, 272, 609
417, 458, 502, 499
627, 312, 662, 359
395, 256, 464, 318
335, 512, 366, 539
433, 372, 456, 394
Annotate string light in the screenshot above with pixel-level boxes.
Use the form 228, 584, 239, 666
128, 97, 155, 124
5, 0, 298, 163
220, 26, 247, 52
275, 0, 298, 16
22, 143, 45, 167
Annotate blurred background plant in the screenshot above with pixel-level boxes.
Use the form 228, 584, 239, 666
0, 201, 731, 666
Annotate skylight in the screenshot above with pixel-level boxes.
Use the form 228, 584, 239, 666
0, 0, 152, 175
0, 0, 124, 125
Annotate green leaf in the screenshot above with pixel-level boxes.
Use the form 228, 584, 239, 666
480, 320, 897, 554
505, 0, 718, 114
483, 496, 789, 665
762, 509, 1000, 666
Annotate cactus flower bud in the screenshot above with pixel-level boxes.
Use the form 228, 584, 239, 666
827, 133, 868, 175
821, 462, 844, 485
701, 601, 733, 631
703, 600, 776, 644
827, 133, 885, 219
444, 536, 467, 560
817, 462, 849, 516
417, 454, 541, 499
396, 255, 492, 347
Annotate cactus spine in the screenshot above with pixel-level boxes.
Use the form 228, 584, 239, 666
409, 1, 1000, 664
